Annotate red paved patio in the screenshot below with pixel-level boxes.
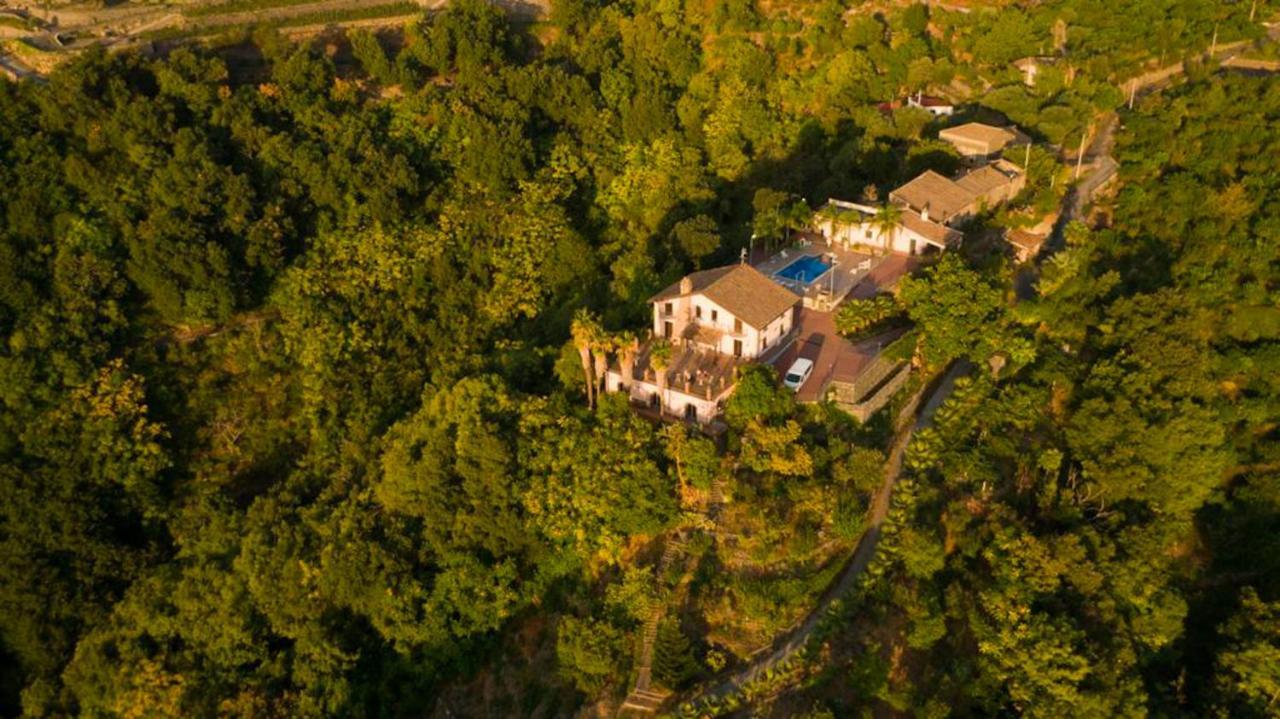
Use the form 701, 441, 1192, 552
771, 309, 906, 402
849, 254, 920, 299
769, 254, 918, 402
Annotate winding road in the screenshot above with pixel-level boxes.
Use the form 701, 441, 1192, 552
660, 22, 1280, 708
669, 360, 970, 711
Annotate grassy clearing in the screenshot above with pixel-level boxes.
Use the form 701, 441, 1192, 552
1, 38, 71, 73
0, 15, 38, 31
144, 2, 420, 41
185, 0, 334, 18
265, 2, 420, 29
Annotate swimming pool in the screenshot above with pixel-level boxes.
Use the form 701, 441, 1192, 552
774, 255, 832, 285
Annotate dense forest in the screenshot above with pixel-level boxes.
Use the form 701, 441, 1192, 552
0, 0, 1276, 716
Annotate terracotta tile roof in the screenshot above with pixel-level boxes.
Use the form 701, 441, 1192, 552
889, 170, 977, 222
650, 264, 800, 330
939, 122, 1027, 154
913, 95, 952, 108
956, 165, 1013, 196
992, 157, 1027, 175
650, 265, 734, 302
900, 209, 964, 247
1005, 228, 1046, 252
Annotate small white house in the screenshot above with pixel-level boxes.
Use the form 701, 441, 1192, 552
906, 93, 955, 117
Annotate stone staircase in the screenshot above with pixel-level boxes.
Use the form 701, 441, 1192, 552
617, 687, 672, 717
616, 533, 689, 717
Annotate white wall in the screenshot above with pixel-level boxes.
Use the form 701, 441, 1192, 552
605, 371, 727, 424
822, 217, 938, 255
654, 293, 790, 360
652, 294, 691, 341
756, 311, 792, 356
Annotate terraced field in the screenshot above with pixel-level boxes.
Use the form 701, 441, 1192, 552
0, 0, 547, 76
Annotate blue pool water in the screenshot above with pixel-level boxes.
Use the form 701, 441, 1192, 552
774, 255, 832, 285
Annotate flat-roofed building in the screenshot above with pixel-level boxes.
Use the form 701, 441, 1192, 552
939, 122, 1031, 161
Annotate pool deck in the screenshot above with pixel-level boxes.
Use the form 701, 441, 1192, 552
755, 240, 880, 311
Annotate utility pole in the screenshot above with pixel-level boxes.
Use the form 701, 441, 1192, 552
1251, 0, 1258, 22
1075, 126, 1089, 180
1211, 23, 1219, 56
1128, 79, 1137, 109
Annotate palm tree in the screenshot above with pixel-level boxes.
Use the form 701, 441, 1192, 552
872, 203, 903, 252
591, 334, 612, 400
616, 331, 639, 393
782, 199, 811, 246
571, 309, 601, 408
650, 339, 673, 416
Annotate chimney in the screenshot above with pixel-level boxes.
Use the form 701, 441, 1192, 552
921, 203, 930, 223
679, 276, 693, 295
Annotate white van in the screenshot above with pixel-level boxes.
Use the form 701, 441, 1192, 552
782, 358, 815, 391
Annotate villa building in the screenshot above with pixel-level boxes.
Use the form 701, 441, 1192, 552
815, 199, 963, 256
889, 160, 1026, 227
604, 264, 801, 424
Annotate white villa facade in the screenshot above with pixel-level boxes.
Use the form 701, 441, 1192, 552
604, 264, 801, 424
815, 200, 963, 256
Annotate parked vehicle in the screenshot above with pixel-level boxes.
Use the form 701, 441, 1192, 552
782, 358, 814, 390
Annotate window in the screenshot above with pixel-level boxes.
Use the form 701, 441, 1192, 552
733, 340, 742, 357
695, 305, 703, 319
664, 302, 673, 316
865, 229, 872, 238
711, 309, 718, 323
734, 318, 743, 333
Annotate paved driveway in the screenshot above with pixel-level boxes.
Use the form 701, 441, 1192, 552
772, 309, 903, 402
